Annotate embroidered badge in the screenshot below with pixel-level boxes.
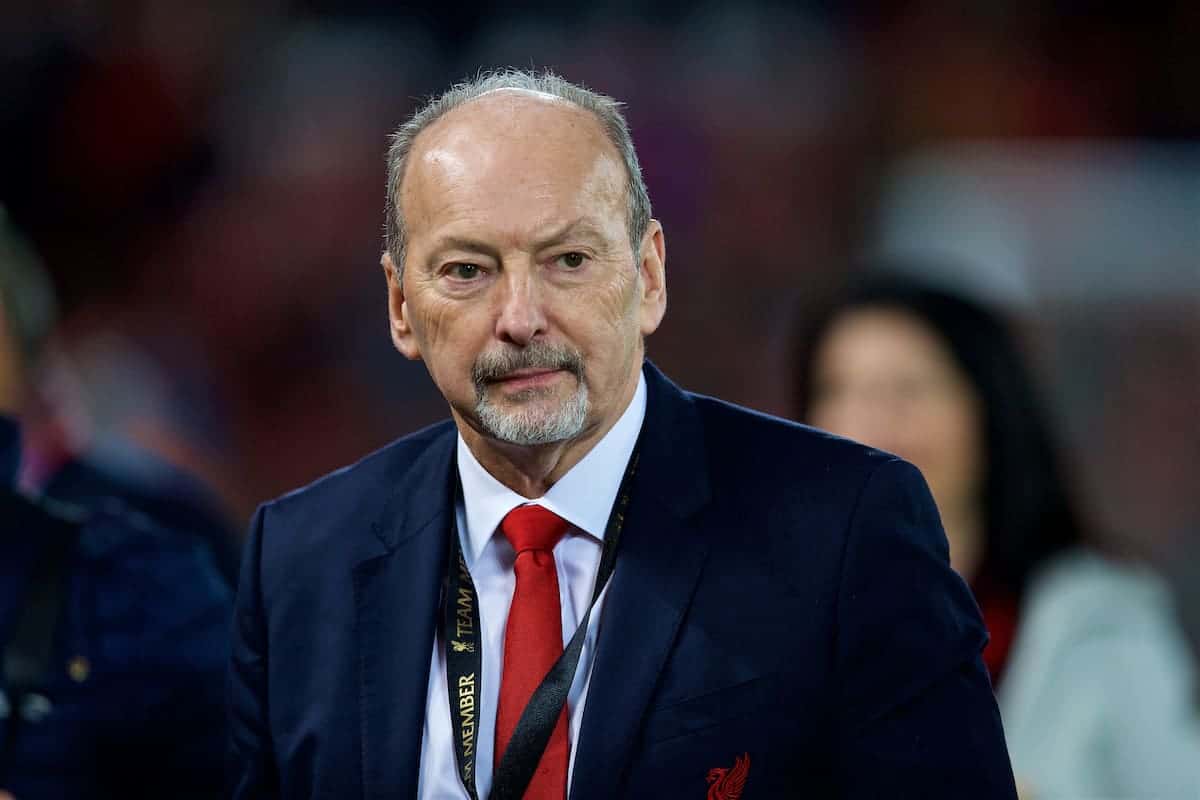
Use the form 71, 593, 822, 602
706, 752, 750, 800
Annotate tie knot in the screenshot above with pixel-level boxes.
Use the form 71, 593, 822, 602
501, 505, 569, 554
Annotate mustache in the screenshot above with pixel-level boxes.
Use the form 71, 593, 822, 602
472, 342, 585, 389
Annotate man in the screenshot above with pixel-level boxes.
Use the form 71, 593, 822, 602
229, 71, 1016, 799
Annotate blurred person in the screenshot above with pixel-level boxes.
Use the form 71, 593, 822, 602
0, 248, 231, 796
0, 209, 240, 587
0, 420, 230, 798
793, 272, 1079, 684
230, 70, 1016, 799
794, 272, 1200, 799
30, 335, 242, 587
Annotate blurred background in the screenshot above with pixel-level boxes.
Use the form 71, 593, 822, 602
1, 0, 1195, 543
2, 0, 1198, 794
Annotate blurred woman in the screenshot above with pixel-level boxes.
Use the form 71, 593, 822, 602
793, 272, 1200, 798
795, 274, 1078, 685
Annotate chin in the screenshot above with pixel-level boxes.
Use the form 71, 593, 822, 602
476, 387, 589, 447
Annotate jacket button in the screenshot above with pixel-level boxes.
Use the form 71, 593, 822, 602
68, 655, 91, 683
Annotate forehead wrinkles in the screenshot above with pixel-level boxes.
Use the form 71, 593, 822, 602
402, 100, 628, 246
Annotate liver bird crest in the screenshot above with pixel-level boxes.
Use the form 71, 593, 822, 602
705, 752, 750, 800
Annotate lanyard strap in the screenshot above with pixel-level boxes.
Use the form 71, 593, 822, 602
444, 450, 639, 800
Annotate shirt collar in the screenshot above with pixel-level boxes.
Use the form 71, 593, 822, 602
456, 371, 647, 562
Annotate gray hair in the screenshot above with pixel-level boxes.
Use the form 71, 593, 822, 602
383, 69, 652, 280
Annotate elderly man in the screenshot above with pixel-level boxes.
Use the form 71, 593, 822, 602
229, 71, 1016, 799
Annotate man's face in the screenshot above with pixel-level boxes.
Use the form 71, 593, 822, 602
385, 91, 666, 449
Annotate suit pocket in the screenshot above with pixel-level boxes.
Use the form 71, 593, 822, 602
640, 673, 777, 745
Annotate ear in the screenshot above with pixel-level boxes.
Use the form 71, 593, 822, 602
382, 251, 422, 360
636, 220, 667, 336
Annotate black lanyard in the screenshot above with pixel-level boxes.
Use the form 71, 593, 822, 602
444, 449, 639, 800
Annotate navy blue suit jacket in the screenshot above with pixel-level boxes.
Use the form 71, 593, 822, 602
230, 363, 1016, 798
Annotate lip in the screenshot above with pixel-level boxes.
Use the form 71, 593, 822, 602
491, 368, 567, 391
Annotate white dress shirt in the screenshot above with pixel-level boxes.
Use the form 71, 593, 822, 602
417, 373, 647, 799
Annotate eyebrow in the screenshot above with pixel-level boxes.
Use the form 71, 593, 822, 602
427, 236, 500, 260
530, 218, 609, 251
424, 218, 611, 266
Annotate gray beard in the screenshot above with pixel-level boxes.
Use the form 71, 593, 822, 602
471, 342, 589, 446
475, 381, 588, 446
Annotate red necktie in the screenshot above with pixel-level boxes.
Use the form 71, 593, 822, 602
495, 505, 570, 799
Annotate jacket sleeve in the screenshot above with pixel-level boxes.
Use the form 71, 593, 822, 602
833, 458, 1017, 799
228, 505, 281, 799
93, 511, 235, 799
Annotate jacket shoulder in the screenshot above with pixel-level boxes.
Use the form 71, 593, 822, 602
686, 390, 899, 488
68, 502, 233, 672
264, 419, 455, 521
682, 392, 929, 597
246, 419, 455, 580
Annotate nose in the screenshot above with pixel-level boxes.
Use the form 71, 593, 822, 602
494, 267, 548, 347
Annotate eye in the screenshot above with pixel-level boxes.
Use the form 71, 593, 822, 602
556, 252, 587, 269
446, 262, 482, 280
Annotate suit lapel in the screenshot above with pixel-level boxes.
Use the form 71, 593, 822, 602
353, 428, 456, 800
570, 363, 713, 800
349, 364, 712, 799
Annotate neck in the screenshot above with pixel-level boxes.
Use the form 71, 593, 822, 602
455, 365, 641, 499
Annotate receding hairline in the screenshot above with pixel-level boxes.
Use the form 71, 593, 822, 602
468, 86, 575, 106
399, 88, 620, 195
395, 90, 632, 261
384, 70, 653, 277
